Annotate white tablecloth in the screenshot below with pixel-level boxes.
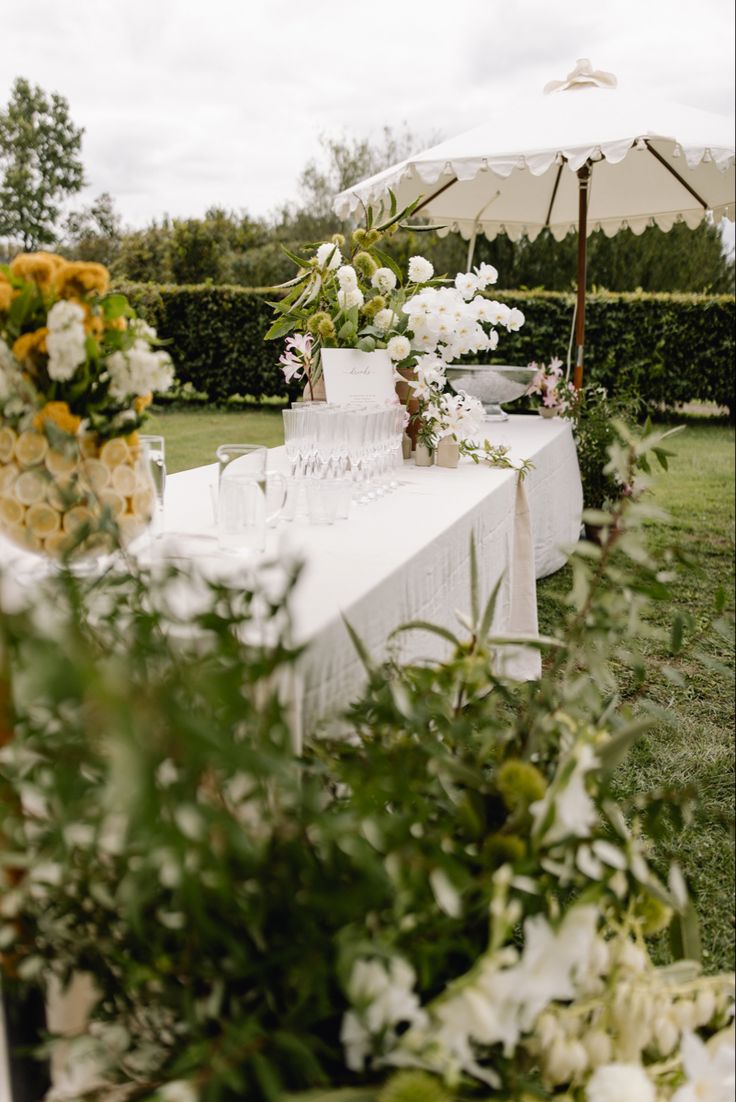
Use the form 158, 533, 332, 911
162, 415, 582, 735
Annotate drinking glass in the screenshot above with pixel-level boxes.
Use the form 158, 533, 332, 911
139, 434, 166, 537
216, 445, 286, 554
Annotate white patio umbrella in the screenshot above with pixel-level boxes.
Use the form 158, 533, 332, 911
334, 60, 735, 387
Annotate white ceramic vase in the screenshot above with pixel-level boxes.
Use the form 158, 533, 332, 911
414, 442, 434, 467
436, 437, 460, 468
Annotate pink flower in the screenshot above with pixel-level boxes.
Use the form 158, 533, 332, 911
279, 333, 314, 383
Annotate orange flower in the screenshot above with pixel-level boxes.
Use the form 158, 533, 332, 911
33, 401, 82, 437
13, 328, 48, 364
54, 261, 110, 299
84, 312, 105, 340
133, 392, 153, 412
106, 316, 127, 332
0, 280, 12, 313
9, 252, 56, 291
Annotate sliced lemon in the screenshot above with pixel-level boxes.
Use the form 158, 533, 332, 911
117, 513, 146, 546
131, 487, 154, 518
26, 502, 61, 537
99, 437, 129, 470
63, 505, 95, 534
111, 462, 137, 497
46, 477, 80, 511
0, 427, 17, 463
0, 496, 25, 527
45, 448, 78, 478
44, 531, 72, 557
14, 469, 47, 506
4, 524, 39, 551
79, 435, 100, 459
0, 462, 19, 495
80, 458, 109, 493
98, 489, 125, 518
15, 431, 48, 468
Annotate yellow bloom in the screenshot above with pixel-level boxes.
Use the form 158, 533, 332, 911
133, 392, 153, 413
13, 327, 48, 364
84, 309, 105, 340
54, 261, 110, 299
0, 280, 12, 312
33, 401, 82, 437
106, 316, 127, 332
9, 252, 57, 291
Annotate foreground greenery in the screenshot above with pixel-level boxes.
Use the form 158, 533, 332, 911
538, 420, 735, 972
1, 422, 733, 1100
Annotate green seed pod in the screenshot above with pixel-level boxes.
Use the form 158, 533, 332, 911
353, 250, 378, 278
361, 294, 386, 319
378, 1070, 454, 1102
483, 832, 527, 865
352, 228, 369, 246
496, 759, 547, 812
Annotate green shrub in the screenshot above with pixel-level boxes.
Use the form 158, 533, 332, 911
118, 282, 735, 413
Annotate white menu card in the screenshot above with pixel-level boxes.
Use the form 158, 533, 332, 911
321, 349, 396, 404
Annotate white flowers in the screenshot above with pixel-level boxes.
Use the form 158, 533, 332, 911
46, 300, 87, 382
341, 956, 425, 1072
337, 265, 358, 289
373, 308, 398, 332
454, 272, 479, 301
337, 287, 364, 311
386, 335, 412, 362
316, 242, 342, 269
474, 262, 498, 288
531, 742, 598, 845
672, 1029, 735, 1102
372, 267, 398, 293
430, 391, 485, 443
407, 256, 434, 283
586, 1062, 655, 1102
106, 340, 174, 400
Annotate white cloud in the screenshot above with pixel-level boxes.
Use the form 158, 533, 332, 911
1, 0, 733, 227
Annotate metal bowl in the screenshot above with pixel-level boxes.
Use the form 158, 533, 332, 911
445, 364, 537, 420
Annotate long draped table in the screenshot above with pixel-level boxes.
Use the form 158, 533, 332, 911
162, 415, 582, 737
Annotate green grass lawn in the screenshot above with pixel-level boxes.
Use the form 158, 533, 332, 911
152, 407, 734, 970
146, 406, 285, 472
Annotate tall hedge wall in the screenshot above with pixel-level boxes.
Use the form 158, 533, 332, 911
119, 282, 735, 413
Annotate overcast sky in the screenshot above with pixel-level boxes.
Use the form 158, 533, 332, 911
2, 0, 734, 230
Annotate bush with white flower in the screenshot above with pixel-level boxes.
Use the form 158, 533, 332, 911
529, 355, 577, 414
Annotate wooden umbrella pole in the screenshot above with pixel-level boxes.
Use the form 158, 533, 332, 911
573, 161, 591, 390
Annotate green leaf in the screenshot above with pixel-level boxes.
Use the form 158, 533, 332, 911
264, 314, 299, 341
670, 897, 702, 963
342, 615, 374, 671
597, 718, 653, 774
390, 620, 462, 648
469, 536, 479, 626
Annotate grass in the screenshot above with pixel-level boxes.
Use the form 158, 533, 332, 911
146, 406, 285, 472
537, 421, 735, 972
151, 406, 734, 971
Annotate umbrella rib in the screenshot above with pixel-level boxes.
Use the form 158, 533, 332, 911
644, 140, 708, 210
543, 161, 565, 229
411, 175, 459, 217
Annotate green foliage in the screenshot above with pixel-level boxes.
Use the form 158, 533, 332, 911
118, 280, 735, 411
566, 387, 640, 510
62, 192, 122, 267
0, 77, 85, 250
1, 425, 732, 1100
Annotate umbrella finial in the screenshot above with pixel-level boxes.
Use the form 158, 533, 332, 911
544, 59, 618, 94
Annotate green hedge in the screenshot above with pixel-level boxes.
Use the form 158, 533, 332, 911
119, 283, 735, 412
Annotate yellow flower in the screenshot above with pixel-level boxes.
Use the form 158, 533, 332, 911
106, 316, 127, 332
0, 280, 12, 312
54, 261, 110, 299
33, 401, 82, 437
13, 327, 48, 365
83, 308, 105, 340
133, 392, 153, 413
9, 252, 57, 291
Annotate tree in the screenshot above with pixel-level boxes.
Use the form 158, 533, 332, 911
0, 77, 85, 251
62, 192, 122, 267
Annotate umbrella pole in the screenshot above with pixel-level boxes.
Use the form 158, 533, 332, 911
574, 162, 591, 390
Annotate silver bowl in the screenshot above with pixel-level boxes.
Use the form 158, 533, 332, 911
445, 364, 537, 421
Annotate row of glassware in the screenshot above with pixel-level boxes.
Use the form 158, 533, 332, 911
282, 400, 407, 512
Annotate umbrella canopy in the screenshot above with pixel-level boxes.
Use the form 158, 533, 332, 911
334, 60, 735, 386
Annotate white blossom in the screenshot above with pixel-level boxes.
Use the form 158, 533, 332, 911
387, 335, 412, 362
159, 1082, 199, 1102
316, 242, 342, 269
372, 267, 397, 292
373, 308, 398, 332
337, 287, 364, 310
531, 743, 598, 844
507, 306, 526, 331
337, 265, 358, 289
474, 262, 499, 288
46, 300, 86, 382
672, 1028, 735, 1102
106, 342, 174, 399
586, 1062, 655, 1102
454, 272, 479, 300
407, 256, 434, 283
